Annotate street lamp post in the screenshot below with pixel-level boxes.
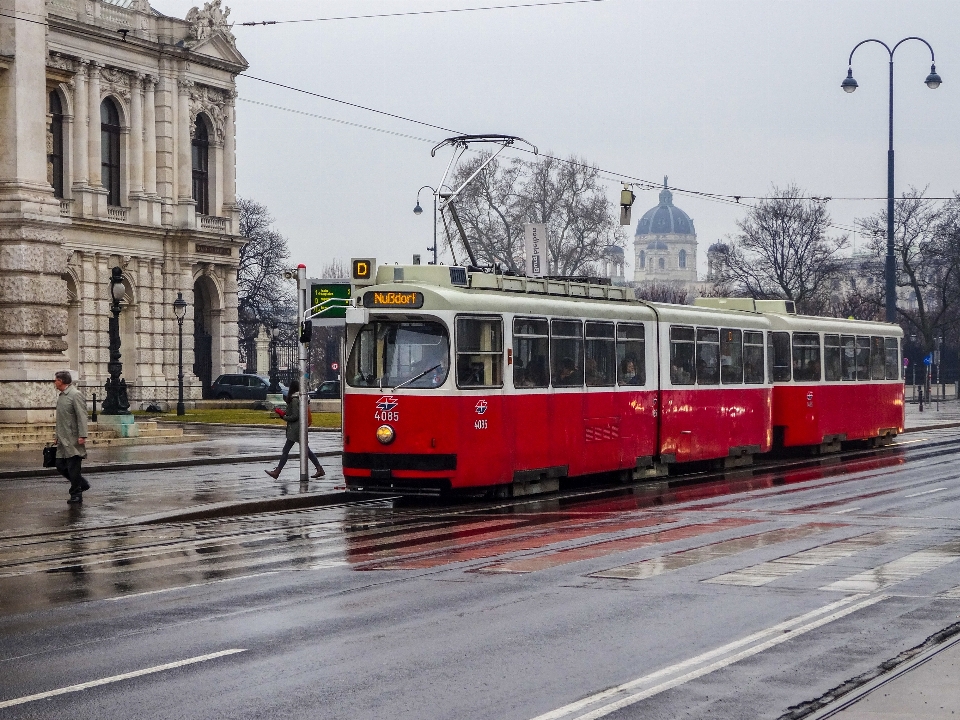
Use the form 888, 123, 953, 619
414, 185, 439, 265
268, 324, 281, 394
102, 266, 130, 415
173, 292, 187, 416
842, 37, 942, 324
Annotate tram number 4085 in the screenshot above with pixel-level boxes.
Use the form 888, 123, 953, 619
474, 419, 488, 430
375, 410, 399, 422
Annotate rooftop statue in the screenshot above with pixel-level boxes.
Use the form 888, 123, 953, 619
186, 0, 236, 44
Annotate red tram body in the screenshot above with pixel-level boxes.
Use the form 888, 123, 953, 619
341, 266, 903, 495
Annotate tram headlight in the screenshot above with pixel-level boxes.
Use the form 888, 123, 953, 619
376, 424, 395, 445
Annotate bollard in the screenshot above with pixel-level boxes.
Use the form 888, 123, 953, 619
92, 392, 97, 421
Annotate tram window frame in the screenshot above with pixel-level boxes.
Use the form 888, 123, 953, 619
585, 321, 615, 387
886, 338, 900, 380
855, 336, 871, 380
743, 331, 765, 384
551, 319, 584, 387
840, 335, 856, 380
512, 317, 549, 389
670, 326, 695, 385
824, 334, 842, 381
720, 328, 743, 384
870, 336, 886, 380
768, 332, 791, 382
792, 332, 821, 382
617, 323, 645, 386
455, 315, 504, 389
696, 327, 721, 385
345, 321, 450, 389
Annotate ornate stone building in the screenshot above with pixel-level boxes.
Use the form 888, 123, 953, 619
634, 178, 698, 289
0, 0, 247, 420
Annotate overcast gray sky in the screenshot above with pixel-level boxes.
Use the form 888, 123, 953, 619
160, 0, 960, 278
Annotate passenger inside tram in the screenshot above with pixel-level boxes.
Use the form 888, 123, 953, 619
620, 356, 640, 384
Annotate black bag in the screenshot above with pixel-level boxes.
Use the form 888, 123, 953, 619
43, 444, 57, 468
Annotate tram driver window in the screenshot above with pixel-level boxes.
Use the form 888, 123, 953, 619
345, 321, 450, 389
456, 316, 503, 388
792, 333, 821, 382
617, 324, 645, 385
885, 337, 900, 380
513, 317, 549, 388
743, 331, 764, 384
720, 328, 743, 384
824, 335, 842, 381
697, 328, 720, 385
670, 326, 695, 385
551, 320, 584, 387
585, 321, 615, 386
767, 332, 791, 382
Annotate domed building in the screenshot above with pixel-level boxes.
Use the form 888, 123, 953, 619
634, 177, 698, 287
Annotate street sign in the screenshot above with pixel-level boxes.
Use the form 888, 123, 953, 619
903, 357, 909, 367
331, 362, 339, 371
924, 353, 933, 366
309, 279, 351, 326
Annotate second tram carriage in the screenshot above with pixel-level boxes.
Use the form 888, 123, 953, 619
341, 264, 904, 495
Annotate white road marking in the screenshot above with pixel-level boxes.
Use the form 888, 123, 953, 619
0, 649, 246, 709
823, 541, 960, 593
529, 594, 885, 720
832, 508, 861, 514
904, 487, 947, 498
102, 572, 279, 602
889, 438, 927, 446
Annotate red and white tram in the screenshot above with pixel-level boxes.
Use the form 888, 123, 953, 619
341, 265, 904, 495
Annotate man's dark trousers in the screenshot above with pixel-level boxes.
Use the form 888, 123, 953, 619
56, 455, 87, 494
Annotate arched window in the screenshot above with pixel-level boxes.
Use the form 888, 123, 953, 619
192, 116, 210, 215
100, 98, 121, 206
679, 249, 687, 269
48, 91, 65, 199
658, 257, 665, 270
639, 251, 645, 269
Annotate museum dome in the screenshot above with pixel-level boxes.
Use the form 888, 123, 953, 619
636, 177, 695, 237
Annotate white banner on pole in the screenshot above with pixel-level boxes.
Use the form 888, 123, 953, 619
524, 223, 546, 277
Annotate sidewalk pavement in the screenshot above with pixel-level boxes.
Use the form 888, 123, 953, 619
0, 426, 346, 537
903, 397, 960, 431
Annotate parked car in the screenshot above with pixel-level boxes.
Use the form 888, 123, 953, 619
211, 374, 288, 400
310, 380, 341, 399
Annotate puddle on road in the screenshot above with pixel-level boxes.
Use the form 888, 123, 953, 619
822, 540, 960, 593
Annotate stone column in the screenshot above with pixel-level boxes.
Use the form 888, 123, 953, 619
71, 60, 88, 188
143, 75, 157, 197
222, 93, 236, 229
176, 78, 195, 227
87, 61, 101, 188
129, 74, 144, 195
212, 140, 223, 218
0, 0, 70, 423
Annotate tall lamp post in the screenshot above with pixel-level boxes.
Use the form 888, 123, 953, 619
413, 185, 439, 266
268, 323, 281, 394
173, 292, 187, 416
841, 37, 942, 323
102, 266, 130, 415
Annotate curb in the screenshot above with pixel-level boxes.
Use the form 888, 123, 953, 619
902, 421, 960, 433
154, 420, 340, 433
0, 449, 343, 480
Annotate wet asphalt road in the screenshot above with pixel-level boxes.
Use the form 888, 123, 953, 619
4, 432, 960, 718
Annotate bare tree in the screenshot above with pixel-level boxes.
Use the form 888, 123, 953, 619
858, 188, 959, 351
636, 282, 689, 305
717, 185, 848, 313
446, 153, 625, 275
236, 197, 295, 368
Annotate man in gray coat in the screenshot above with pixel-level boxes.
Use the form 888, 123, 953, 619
54, 370, 89, 504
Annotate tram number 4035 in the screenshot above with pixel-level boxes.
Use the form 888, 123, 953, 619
474, 419, 488, 430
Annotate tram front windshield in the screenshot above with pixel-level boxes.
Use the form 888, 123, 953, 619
347, 321, 450, 389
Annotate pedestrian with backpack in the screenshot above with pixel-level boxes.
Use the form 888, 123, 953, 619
265, 379, 325, 479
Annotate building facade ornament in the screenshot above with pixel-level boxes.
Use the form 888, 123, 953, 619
100, 66, 131, 99
188, 84, 228, 142
185, 1, 236, 45
47, 52, 77, 73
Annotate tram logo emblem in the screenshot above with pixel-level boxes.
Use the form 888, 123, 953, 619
475, 400, 488, 415
376, 396, 398, 412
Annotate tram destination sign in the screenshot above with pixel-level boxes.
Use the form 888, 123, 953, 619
363, 291, 424, 309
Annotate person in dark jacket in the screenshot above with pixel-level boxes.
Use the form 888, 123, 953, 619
265, 380, 325, 479
54, 370, 89, 504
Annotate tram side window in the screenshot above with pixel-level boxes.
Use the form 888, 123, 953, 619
743, 331, 765, 384
513, 317, 549, 388
697, 327, 720, 385
551, 319, 584, 387
617, 323, 645, 386
824, 334, 842, 381
670, 326, 695, 385
793, 333, 821, 382
870, 336, 886, 380
456, 316, 503, 388
720, 328, 743, 384
585, 321, 615, 387
768, 332, 791, 382
855, 336, 871, 380
885, 337, 900, 380
841, 335, 856, 380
